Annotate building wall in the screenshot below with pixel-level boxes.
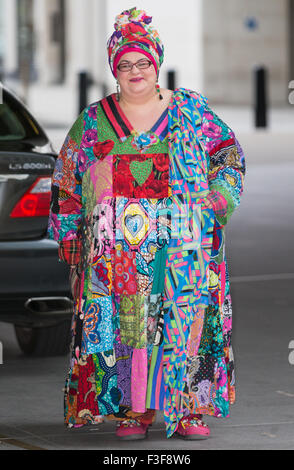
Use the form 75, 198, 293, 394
203, 0, 289, 105
30, 0, 204, 123
1, 0, 291, 126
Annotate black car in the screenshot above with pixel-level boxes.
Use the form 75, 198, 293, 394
0, 85, 73, 356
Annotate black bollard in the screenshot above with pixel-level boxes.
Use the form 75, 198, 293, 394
254, 66, 268, 128
78, 71, 89, 114
167, 70, 176, 91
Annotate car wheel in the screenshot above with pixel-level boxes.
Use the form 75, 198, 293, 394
14, 320, 71, 357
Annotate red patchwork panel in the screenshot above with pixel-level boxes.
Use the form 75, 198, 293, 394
113, 153, 169, 198
76, 356, 100, 417
112, 249, 137, 295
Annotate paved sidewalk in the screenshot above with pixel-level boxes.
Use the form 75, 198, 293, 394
1, 273, 294, 450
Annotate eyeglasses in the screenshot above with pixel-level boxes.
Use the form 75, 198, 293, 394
117, 59, 152, 72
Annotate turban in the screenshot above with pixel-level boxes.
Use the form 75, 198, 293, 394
107, 7, 164, 78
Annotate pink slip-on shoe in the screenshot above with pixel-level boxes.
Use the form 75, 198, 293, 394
116, 419, 149, 440
175, 415, 210, 440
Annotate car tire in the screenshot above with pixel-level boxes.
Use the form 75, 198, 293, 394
14, 320, 71, 357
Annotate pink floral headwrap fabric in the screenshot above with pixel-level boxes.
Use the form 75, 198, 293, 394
107, 7, 164, 78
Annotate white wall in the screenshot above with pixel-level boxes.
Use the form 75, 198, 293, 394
2, 0, 18, 76
203, 0, 289, 105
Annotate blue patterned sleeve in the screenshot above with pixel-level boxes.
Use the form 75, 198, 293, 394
201, 105, 246, 225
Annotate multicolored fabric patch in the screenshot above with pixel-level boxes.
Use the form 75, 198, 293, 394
112, 250, 137, 295
48, 87, 245, 436
119, 294, 146, 348
81, 297, 113, 354
113, 153, 169, 198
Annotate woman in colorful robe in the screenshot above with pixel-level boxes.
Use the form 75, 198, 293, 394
47, 7, 245, 441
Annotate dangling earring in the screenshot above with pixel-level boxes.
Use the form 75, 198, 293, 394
116, 80, 120, 102
156, 81, 163, 100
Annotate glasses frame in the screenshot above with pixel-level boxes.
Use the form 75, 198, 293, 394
117, 59, 153, 72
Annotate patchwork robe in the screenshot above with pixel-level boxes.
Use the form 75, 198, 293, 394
47, 87, 245, 438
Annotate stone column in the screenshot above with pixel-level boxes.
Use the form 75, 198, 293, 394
3, 0, 18, 78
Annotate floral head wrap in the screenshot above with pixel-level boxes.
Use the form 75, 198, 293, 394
107, 7, 164, 78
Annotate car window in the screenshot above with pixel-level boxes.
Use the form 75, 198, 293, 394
0, 90, 44, 143
0, 102, 26, 140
